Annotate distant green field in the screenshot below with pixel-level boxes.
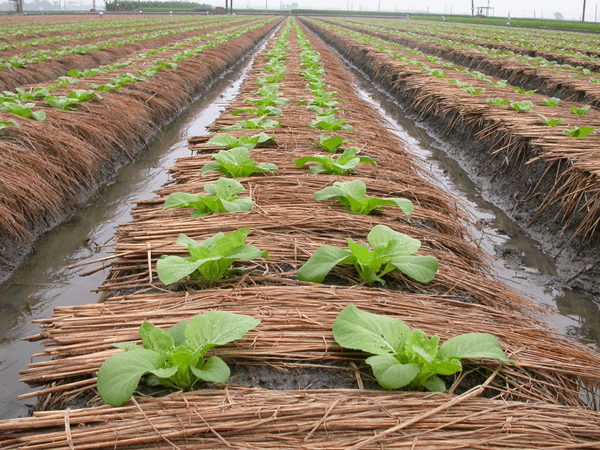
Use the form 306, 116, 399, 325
289, 10, 600, 32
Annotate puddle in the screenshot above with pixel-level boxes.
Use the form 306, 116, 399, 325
348, 60, 600, 351
0, 43, 263, 420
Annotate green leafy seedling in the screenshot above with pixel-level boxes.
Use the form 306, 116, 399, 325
294, 147, 376, 176
200, 147, 278, 178
563, 127, 596, 138
537, 115, 565, 127
0, 119, 19, 130
207, 133, 274, 150
222, 115, 281, 130
314, 133, 348, 153
570, 105, 591, 116
314, 180, 413, 216
297, 224, 438, 285
97, 311, 260, 406
485, 98, 510, 106
332, 305, 513, 392
156, 228, 268, 285
310, 114, 353, 132
510, 101, 534, 113
544, 97, 561, 107
1, 101, 46, 121
163, 178, 254, 218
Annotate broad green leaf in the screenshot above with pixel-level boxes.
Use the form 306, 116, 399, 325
537, 114, 564, 127
420, 375, 446, 392
167, 320, 189, 346
563, 126, 596, 138
570, 105, 591, 115
367, 225, 420, 256
365, 355, 420, 389
207, 134, 239, 148
389, 255, 439, 284
156, 255, 203, 285
190, 355, 230, 383
543, 97, 560, 107
97, 349, 165, 406
438, 333, 512, 363
139, 322, 174, 356
185, 311, 260, 353
296, 245, 353, 283
332, 304, 410, 355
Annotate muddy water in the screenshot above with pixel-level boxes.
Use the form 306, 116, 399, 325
349, 64, 600, 349
0, 51, 259, 420
1, 30, 599, 422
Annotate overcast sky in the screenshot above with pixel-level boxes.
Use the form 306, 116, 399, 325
234, 0, 598, 21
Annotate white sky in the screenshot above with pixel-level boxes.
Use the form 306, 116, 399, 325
231, 0, 599, 21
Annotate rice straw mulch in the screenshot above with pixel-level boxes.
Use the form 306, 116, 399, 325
2, 388, 600, 449
0, 17, 278, 247
4, 18, 600, 449
19, 285, 600, 409
302, 18, 600, 246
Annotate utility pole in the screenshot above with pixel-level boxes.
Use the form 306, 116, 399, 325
583, 0, 587, 21
471, 0, 474, 16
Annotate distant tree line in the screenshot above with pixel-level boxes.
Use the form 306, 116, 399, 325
104, 1, 212, 11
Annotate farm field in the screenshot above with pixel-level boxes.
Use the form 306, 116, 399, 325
1, 14, 600, 448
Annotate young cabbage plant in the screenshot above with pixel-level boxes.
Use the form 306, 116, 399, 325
563, 126, 596, 138
0, 119, 19, 131
163, 178, 254, 218
156, 228, 268, 285
207, 133, 275, 150
314, 180, 414, 216
297, 224, 438, 285
332, 305, 513, 392
200, 147, 278, 178
310, 114, 353, 132
1, 101, 46, 121
314, 133, 348, 153
543, 97, 561, 107
97, 311, 261, 406
537, 114, 565, 127
222, 115, 281, 131
294, 147, 376, 176
510, 101, 534, 113
485, 98, 510, 106
570, 105, 591, 116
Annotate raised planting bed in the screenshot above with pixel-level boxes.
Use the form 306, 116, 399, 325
302, 17, 600, 295
2, 17, 600, 449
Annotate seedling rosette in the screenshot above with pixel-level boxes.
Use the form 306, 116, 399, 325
163, 178, 254, 218
294, 147, 376, 176
157, 228, 268, 285
314, 180, 414, 216
207, 133, 275, 150
332, 305, 513, 392
297, 224, 438, 285
200, 147, 278, 178
97, 311, 260, 406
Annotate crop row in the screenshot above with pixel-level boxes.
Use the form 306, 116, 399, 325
0, 16, 236, 55
0, 17, 246, 71
0, 17, 279, 248
302, 17, 600, 248
16, 18, 600, 418
332, 18, 600, 93
344, 18, 600, 65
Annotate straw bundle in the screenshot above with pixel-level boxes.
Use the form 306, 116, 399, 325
2, 388, 600, 449
19, 285, 600, 408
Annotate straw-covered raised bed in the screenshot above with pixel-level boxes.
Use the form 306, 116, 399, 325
3, 17, 600, 449
0, 17, 281, 282
2, 388, 600, 449
301, 17, 600, 293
